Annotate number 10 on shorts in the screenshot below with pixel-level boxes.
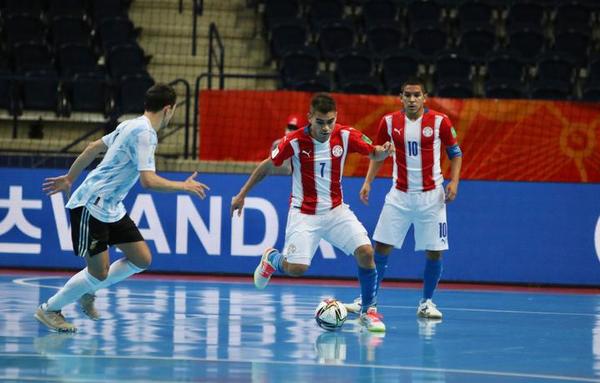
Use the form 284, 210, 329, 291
438, 222, 447, 238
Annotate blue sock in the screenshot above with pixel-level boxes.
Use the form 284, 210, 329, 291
358, 266, 377, 313
423, 258, 443, 300
374, 252, 389, 294
267, 249, 285, 273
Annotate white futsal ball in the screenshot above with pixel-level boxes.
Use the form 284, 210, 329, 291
315, 298, 347, 331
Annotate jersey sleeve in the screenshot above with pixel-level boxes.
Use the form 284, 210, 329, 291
439, 115, 458, 146
270, 135, 295, 166
135, 129, 157, 171
101, 124, 123, 147
347, 128, 375, 155
375, 116, 391, 145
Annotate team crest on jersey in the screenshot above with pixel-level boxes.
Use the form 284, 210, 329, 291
286, 244, 297, 254
423, 126, 434, 137
332, 145, 344, 157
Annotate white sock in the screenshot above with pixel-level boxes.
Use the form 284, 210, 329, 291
46, 269, 100, 311
90, 258, 144, 293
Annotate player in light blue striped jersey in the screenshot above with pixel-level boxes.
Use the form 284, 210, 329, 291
35, 84, 209, 332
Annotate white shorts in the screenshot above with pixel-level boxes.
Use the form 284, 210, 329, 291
373, 186, 448, 252
283, 204, 371, 265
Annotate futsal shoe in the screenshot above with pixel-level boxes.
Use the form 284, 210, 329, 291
359, 307, 385, 332
343, 296, 362, 314
34, 305, 77, 333
417, 299, 443, 319
78, 293, 100, 321
253, 247, 277, 289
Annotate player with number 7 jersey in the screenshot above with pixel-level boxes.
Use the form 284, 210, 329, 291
231, 93, 393, 332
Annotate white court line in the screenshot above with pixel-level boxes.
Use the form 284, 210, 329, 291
0, 353, 598, 382
10, 277, 599, 317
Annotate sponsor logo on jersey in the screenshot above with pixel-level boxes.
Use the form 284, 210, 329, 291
332, 145, 344, 157
423, 127, 433, 137
361, 134, 372, 144
286, 244, 297, 254
451, 127, 457, 138
301, 149, 311, 157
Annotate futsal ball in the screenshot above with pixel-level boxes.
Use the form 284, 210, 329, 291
315, 298, 347, 331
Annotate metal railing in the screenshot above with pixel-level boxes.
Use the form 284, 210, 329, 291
208, 23, 225, 90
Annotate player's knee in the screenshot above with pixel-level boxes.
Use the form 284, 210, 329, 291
374, 241, 394, 255
354, 245, 375, 268
426, 250, 442, 261
131, 253, 152, 270
286, 263, 308, 276
89, 266, 109, 281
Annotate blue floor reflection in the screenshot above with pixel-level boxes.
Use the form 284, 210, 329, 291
0, 273, 599, 382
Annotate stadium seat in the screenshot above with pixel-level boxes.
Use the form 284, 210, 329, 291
66, 73, 112, 115
4, 0, 43, 17
484, 79, 527, 99
263, 0, 301, 31
535, 52, 576, 84
287, 74, 332, 92
280, 47, 320, 87
506, 27, 546, 60
587, 55, 600, 82
435, 79, 474, 98
107, 43, 148, 80
269, 20, 308, 60
46, 0, 87, 19
457, 26, 497, 62
365, 24, 404, 60
406, 0, 443, 32
362, 0, 399, 29
581, 78, 600, 101
410, 24, 448, 61
308, 0, 345, 32
13, 41, 54, 73
3, 13, 46, 47
20, 70, 64, 113
0, 70, 18, 115
485, 50, 526, 82
456, 0, 494, 30
50, 16, 91, 47
433, 51, 473, 82
553, 29, 590, 66
554, 2, 592, 32
338, 78, 383, 95
317, 20, 356, 62
529, 79, 572, 100
90, 0, 128, 24
381, 49, 422, 94
335, 49, 375, 83
118, 72, 154, 114
58, 43, 102, 77
97, 17, 138, 52
506, 1, 546, 29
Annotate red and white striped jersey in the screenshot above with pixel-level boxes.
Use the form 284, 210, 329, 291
271, 124, 374, 215
376, 109, 458, 192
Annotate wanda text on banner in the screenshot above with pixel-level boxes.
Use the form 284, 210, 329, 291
1, 168, 599, 286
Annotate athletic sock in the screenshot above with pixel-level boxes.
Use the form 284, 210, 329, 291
423, 258, 443, 300
374, 252, 389, 293
358, 266, 377, 314
267, 249, 285, 273
90, 258, 145, 293
45, 268, 100, 311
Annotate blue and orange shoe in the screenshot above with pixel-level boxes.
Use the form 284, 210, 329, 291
253, 247, 277, 289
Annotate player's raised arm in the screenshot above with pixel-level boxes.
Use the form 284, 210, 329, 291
231, 158, 275, 217
43, 139, 107, 196
139, 171, 209, 198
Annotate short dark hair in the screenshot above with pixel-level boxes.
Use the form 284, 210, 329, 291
144, 83, 176, 112
401, 78, 427, 95
310, 93, 336, 114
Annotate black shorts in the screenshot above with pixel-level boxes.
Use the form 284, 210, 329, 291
70, 206, 144, 257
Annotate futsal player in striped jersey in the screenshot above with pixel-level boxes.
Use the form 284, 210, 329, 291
345, 79, 463, 319
35, 84, 209, 332
230, 93, 393, 332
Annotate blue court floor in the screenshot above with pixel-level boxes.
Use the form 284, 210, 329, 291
0, 272, 599, 383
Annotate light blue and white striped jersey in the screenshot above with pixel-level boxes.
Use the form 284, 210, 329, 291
66, 116, 157, 222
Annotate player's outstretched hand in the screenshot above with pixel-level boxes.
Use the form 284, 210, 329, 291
445, 181, 458, 203
382, 141, 394, 156
184, 171, 209, 199
230, 194, 245, 217
359, 182, 371, 205
43, 175, 72, 197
